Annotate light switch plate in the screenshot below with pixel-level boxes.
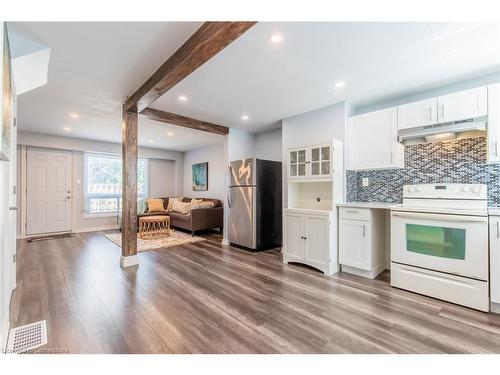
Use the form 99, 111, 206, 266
362, 177, 369, 187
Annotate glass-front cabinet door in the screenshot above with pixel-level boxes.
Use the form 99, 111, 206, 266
310, 145, 331, 177
289, 148, 307, 178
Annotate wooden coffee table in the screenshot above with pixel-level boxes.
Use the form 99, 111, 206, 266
138, 215, 170, 239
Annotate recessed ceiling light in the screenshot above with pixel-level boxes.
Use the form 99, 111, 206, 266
63, 127, 72, 132
149, 140, 155, 144
241, 115, 249, 121
334, 81, 346, 89
270, 33, 283, 44
178, 95, 188, 101
69, 113, 80, 119
167, 132, 174, 136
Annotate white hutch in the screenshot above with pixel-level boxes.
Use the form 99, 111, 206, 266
283, 139, 344, 275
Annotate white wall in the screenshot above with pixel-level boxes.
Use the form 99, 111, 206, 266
149, 158, 176, 198
183, 142, 225, 202
17, 131, 184, 235
282, 101, 347, 207
227, 128, 256, 161
255, 127, 282, 162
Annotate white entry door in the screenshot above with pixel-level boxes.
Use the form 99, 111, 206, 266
27, 148, 72, 235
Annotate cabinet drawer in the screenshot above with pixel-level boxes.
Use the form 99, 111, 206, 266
339, 207, 371, 221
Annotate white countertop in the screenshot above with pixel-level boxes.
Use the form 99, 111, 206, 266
489, 207, 500, 216
337, 202, 402, 210
337, 204, 500, 214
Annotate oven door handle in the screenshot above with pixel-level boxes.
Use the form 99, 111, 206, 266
391, 211, 488, 223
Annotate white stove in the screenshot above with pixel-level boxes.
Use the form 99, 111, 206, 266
391, 183, 489, 312
395, 183, 487, 216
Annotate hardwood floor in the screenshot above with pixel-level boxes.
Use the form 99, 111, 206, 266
10, 230, 500, 354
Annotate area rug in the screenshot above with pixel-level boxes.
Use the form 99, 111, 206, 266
104, 229, 204, 252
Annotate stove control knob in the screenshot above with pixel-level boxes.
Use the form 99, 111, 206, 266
416, 187, 423, 192
461, 186, 468, 193
473, 186, 480, 194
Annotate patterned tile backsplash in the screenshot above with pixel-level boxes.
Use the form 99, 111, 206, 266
346, 137, 500, 207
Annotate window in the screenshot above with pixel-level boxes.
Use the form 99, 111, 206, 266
406, 224, 466, 260
84, 153, 148, 214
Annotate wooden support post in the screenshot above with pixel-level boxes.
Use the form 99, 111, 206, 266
120, 105, 139, 268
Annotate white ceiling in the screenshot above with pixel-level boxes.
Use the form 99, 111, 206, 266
152, 22, 500, 132
11, 22, 500, 148
11, 21, 223, 151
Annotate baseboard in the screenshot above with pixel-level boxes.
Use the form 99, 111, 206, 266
16, 225, 119, 240
0, 315, 9, 354
120, 255, 139, 268
341, 263, 385, 280
491, 302, 500, 314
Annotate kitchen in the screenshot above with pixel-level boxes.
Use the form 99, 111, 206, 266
282, 82, 500, 314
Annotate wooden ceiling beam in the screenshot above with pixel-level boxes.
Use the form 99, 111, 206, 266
124, 22, 256, 113
140, 107, 228, 136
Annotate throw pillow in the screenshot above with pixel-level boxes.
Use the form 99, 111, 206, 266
166, 197, 184, 212
191, 201, 214, 210
171, 199, 191, 214
146, 198, 166, 212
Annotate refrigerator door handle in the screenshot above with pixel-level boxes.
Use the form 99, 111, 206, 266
228, 188, 232, 209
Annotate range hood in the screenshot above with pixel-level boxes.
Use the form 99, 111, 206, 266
398, 117, 487, 144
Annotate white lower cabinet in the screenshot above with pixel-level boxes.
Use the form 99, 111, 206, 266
339, 219, 371, 270
283, 212, 305, 262
490, 215, 500, 311
338, 207, 386, 279
283, 209, 338, 276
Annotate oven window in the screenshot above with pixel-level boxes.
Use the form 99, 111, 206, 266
406, 224, 466, 260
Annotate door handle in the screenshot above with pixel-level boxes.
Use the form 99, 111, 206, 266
66, 196, 71, 199
9, 206, 18, 211
428, 105, 432, 121
363, 224, 366, 237
441, 103, 445, 120
497, 221, 500, 239
495, 141, 498, 157
391, 211, 488, 223
227, 189, 232, 209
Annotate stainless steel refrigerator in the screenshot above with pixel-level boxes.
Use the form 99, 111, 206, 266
228, 158, 282, 250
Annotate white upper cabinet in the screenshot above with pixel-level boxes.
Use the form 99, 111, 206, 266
397, 98, 438, 130
488, 83, 500, 163
310, 145, 331, 178
288, 144, 332, 180
347, 107, 404, 170
288, 148, 308, 178
437, 86, 487, 123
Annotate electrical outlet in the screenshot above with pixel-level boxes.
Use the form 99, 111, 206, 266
362, 177, 369, 187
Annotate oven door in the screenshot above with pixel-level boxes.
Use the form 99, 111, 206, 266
391, 210, 488, 281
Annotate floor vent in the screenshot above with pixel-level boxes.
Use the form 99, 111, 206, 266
6, 320, 47, 353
